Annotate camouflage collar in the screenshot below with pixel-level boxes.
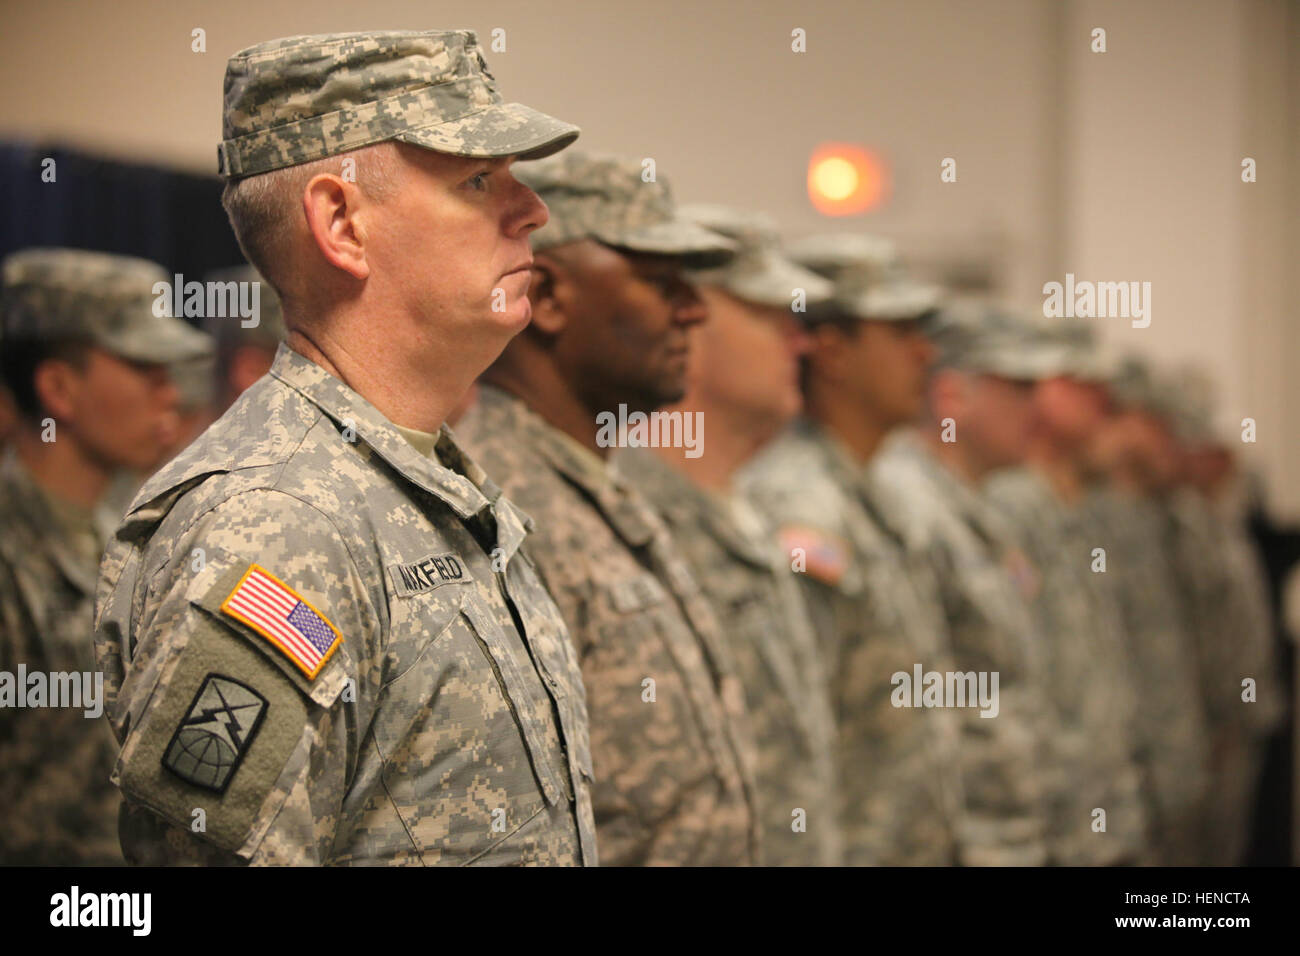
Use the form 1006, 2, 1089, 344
269, 346, 530, 559
892, 430, 1023, 550
474, 385, 659, 549
618, 447, 772, 569
994, 466, 1074, 530
798, 419, 867, 495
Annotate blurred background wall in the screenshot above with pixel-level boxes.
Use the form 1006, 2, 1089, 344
1, 0, 1296, 514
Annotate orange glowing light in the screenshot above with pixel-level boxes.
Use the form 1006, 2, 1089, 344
807, 144, 888, 216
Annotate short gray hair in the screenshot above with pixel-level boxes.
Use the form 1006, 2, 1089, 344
220, 142, 403, 302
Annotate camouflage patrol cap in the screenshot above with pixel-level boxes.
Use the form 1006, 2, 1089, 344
922, 301, 1069, 379
515, 152, 735, 268
1032, 316, 1115, 383
218, 30, 579, 179
678, 204, 832, 308
787, 233, 941, 321
1128, 364, 1219, 442
1160, 366, 1217, 444
2, 248, 213, 364
1108, 355, 1164, 414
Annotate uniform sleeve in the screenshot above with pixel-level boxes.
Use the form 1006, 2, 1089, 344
103, 489, 381, 865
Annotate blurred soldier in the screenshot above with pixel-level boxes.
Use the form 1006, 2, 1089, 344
456, 152, 764, 865
202, 264, 287, 417
152, 264, 288, 465
160, 350, 219, 465
613, 205, 841, 865
1083, 357, 1211, 864
741, 234, 967, 865
1161, 368, 1284, 864
0, 247, 211, 863
984, 317, 1149, 864
95, 30, 599, 865
869, 301, 1053, 866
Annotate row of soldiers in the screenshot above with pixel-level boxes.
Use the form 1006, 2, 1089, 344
0, 28, 1284, 865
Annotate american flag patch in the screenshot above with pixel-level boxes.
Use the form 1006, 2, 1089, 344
220, 564, 343, 680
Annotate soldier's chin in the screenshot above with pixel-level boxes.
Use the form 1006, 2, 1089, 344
491, 294, 533, 332
653, 375, 689, 408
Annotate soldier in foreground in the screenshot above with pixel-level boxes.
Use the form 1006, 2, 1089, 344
0, 248, 211, 863
741, 234, 966, 865
614, 205, 842, 865
94, 30, 598, 865
984, 318, 1149, 864
457, 152, 763, 865
869, 302, 1053, 865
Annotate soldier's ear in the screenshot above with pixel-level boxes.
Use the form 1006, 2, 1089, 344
807, 323, 848, 376
32, 356, 81, 423
302, 173, 370, 281
526, 256, 567, 336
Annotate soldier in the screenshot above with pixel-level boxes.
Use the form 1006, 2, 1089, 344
613, 205, 841, 865
740, 234, 967, 865
984, 318, 1149, 864
1161, 368, 1284, 864
1083, 357, 1211, 864
455, 151, 764, 866
94, 30, 598, 865
869, 301, 1054, 866
151, 264, 288, 464
202, 264, 287, 418
0, 248, 211, 863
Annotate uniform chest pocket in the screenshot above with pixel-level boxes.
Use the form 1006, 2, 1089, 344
591, 574, 734, 780
368, 588, 570, 862
383, 582, 468, 677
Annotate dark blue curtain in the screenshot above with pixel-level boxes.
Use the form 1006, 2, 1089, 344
0, 141, 245, 279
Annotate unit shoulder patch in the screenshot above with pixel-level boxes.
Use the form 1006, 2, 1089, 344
161, 673, 267, 793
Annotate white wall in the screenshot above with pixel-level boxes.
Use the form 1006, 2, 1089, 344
1062, 0, 1299, 516
1, 0, 1295, 511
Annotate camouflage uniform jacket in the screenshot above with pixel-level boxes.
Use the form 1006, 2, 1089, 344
457, 386, 761, 866
868, 430, 1051, 865
1167, 490, 1284, 740
1165, 489, 1281, 864
0, 449, 122, 864
616, 446, 841, 865
1084, 489, 1209, 864
985, 467, 1149, 864
740, 419, 964, 865
94, 345, 597, 865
